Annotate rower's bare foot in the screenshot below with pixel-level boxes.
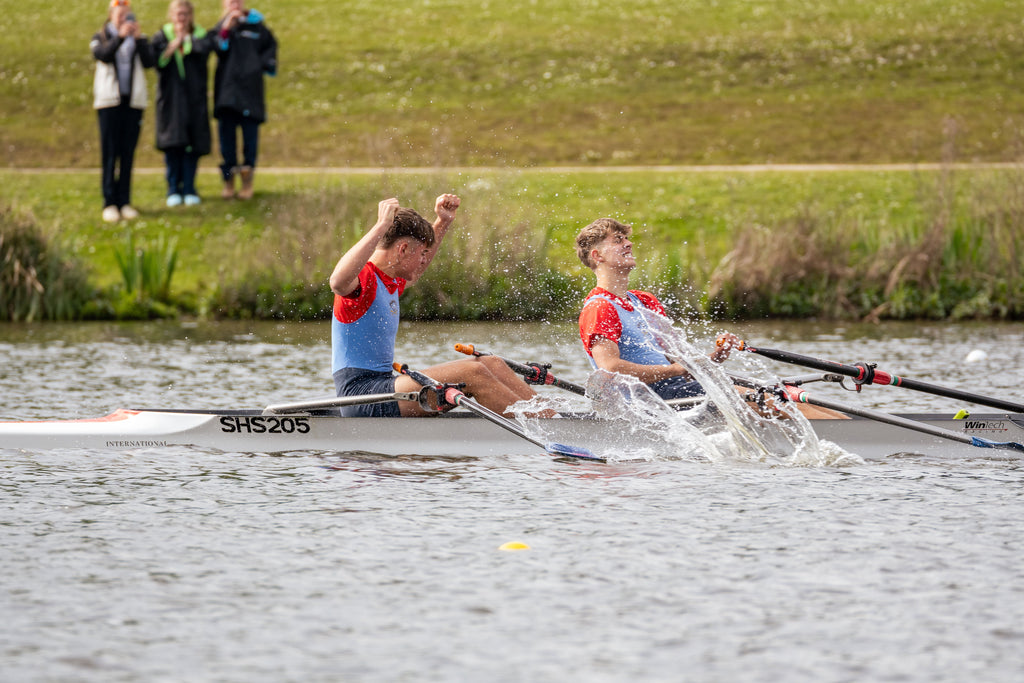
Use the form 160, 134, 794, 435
741, 392, 784, 418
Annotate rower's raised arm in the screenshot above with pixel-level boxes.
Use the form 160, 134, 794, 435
412, 193, 461, 281
329, 198, 399, 296
433, 193, 460, 234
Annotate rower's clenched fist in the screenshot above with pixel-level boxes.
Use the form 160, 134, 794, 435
434, 193, 461, 226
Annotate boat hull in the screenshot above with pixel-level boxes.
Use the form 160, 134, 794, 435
3, 408, 1024, 461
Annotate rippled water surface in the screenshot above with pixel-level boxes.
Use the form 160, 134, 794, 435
2, 320, 1024, 681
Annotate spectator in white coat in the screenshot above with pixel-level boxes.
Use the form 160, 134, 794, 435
90, 0, 155, 222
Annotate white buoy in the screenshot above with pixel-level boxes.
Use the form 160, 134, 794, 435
964, 349, 988, 364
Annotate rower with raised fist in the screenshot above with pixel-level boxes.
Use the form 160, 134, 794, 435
329, 195, 550, 418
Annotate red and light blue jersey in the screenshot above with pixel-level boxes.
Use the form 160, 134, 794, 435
331, 262, 406, 374
578, 287, 669, 367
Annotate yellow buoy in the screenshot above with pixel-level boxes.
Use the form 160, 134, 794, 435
498, 541, 530, 551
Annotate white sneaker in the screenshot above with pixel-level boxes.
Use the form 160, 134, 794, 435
119, 205, 139, 220
184, 194, 201, 206
102, 205, 120, 222
166, 194, 183, 207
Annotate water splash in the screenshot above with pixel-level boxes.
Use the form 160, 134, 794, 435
516, 308, 861, 467
635, 306, 860, 466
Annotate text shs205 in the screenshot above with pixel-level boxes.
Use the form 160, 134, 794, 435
219, 416, 312, 434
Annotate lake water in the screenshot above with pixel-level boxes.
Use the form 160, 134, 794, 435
2, 319, 1024, 682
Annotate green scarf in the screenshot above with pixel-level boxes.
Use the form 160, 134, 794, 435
160, 24, 208, 79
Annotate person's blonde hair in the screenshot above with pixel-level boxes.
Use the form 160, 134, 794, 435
575, 218, 631, 269
168, 0, 195, 28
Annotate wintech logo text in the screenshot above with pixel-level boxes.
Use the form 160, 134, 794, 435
963, 421, 1006, 431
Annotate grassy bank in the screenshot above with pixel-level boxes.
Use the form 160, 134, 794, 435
2, 0, 1023, 168
2, 167, 1021, 322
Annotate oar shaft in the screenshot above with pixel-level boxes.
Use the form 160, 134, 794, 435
883, 375, 1024, 413
783, 386, 976, 446
264, 392, 421, 415
740, 343, 870, 378
394, 362, 601, 461
784, 386, 1024, 453
741, 342, 1024, 413
394, 363, 545, 449
454, 343, 587, 396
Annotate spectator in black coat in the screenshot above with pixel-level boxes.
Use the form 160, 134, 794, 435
152, 0, 213, 207
212, 0, 277, 200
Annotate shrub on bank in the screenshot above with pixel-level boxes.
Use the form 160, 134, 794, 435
0, 206, 95, 321
689, 172, 1024, 321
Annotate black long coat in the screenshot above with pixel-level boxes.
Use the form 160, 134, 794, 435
211, 11, 277, 123
151, 26, 212, 154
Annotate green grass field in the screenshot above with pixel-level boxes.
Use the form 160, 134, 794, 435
3, 0, 1023, 167
3, 1, 1023, 321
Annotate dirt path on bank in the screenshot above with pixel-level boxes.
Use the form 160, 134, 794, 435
5, 162, 1021, 175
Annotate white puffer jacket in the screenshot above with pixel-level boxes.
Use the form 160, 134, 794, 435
93, 59, 148, 110
91, 26, 151, 110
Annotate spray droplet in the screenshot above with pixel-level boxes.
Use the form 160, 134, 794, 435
964, 349, 987, 363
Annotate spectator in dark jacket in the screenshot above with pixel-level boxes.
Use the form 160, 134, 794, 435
90, 0, 155, 223
152, 0, 213, 207
212, 0, 277, 200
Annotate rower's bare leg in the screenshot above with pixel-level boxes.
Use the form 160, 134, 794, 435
797, 404, 848, 419
395, 358, 554, 417
476, 355, 537, 402
474, 356, 561, 417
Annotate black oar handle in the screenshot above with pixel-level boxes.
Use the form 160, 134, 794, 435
454, 344, 587, 396
738, 341, 1024, 413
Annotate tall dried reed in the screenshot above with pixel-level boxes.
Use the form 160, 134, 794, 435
693, 168, 1024, 321
0, 206, 94, 321
206, 178, 580, 320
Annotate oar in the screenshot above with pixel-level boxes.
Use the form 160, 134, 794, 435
454, 343, 588, 396
781, 385, 1024, 454
263, 392, 423, 415
393, 363, 603, 461
456, 343, 730, 411
735, 341, 1024, 413
457, 343, 712, 407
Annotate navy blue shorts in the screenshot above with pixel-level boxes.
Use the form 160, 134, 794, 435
333, 368, 400, 418
648, 375, 705, 401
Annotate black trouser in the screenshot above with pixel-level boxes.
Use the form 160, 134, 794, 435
217, 110, 260, 181
97, 99, 143, 208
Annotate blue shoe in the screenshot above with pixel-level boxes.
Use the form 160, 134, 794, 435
166, 194, 183, 207
184, 194, 201, 206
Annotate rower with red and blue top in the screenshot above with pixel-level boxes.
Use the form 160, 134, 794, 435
575, 217, 845, 419
575, 217, 738, 400
329, 195, 552, 418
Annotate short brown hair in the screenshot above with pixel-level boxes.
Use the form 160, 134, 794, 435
575, 218, 631, 269
381, 208, 435, 249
